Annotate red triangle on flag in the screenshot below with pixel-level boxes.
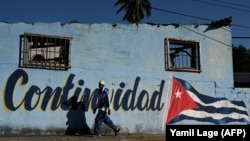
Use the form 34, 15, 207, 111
166, 77, 199, 124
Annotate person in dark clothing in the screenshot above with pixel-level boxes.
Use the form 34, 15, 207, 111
93, 80, 120, 136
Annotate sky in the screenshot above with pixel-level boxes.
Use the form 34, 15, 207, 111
0, 0, 250, 47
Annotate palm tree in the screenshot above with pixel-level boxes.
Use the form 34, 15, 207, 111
114, 0, 151, 25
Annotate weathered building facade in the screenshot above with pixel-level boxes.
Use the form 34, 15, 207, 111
0, 22, 249, 135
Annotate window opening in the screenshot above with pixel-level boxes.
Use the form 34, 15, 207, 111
20, 33, 72, 70
165, 38, 201, 72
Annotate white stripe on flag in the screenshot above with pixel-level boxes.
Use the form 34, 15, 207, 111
187, 91, 248, 112
180, 109, 250, 120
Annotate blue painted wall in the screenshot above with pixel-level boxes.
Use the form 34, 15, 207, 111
0, 22, 249, 135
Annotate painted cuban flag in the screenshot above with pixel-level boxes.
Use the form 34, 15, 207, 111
166, 77, 250, 124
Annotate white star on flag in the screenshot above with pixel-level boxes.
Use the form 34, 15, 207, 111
175, 89, 182, 99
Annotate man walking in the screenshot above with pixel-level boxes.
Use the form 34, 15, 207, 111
93, 80, 120, 136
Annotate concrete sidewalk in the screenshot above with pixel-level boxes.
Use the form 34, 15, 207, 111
0, 134, 166, 141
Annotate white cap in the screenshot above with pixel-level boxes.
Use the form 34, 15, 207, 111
99, 80, 105, 85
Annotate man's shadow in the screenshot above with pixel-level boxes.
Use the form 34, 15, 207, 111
64, 96, 92, 135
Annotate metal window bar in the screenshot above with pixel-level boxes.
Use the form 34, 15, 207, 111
21, 33, 72, 70
167, 38, 200, 72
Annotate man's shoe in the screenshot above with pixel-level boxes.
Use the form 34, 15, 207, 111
115, 128, 120, 136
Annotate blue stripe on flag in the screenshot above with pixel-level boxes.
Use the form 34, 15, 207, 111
171, 114, 248, 124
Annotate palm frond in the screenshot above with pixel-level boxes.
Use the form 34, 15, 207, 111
114, 0, 152, 25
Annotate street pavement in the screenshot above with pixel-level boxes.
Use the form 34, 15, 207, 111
0, 134, 166, 141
